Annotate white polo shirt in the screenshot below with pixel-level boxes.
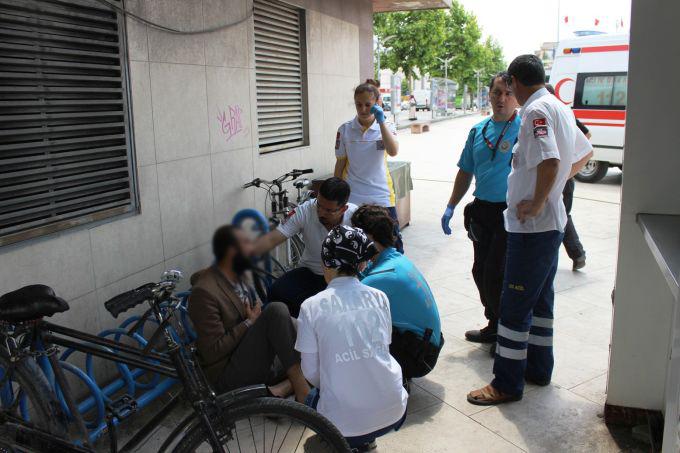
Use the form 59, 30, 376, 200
296, 277, 408, 437
336, 118, 397, 207
277, 199, 357, 275
505, 88, 593, 233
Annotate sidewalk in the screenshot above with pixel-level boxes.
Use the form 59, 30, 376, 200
393, 109, 480, 130
379, 117, 638, 452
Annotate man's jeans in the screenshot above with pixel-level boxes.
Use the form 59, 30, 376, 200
491, 231, 563, 396
268, 267, 326, 318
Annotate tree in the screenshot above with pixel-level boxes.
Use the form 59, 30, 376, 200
374, 1, 506, 93
373, 10, 447, 90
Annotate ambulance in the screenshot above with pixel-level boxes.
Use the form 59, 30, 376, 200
549, 33, 629, 182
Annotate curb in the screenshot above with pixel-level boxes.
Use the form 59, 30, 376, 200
395, 111, 481, 131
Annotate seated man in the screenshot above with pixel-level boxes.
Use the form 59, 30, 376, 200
189, 225, 309, 402
253, 177, 357, 317
296, 225, 408, 452
352, 205, 444, 379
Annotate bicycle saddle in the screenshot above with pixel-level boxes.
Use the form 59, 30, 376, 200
0, 285, 69, 322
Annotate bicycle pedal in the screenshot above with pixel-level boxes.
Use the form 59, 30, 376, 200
106, 394, 138, 419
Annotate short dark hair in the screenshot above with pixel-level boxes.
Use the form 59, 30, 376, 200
488, 71, 511, 91
319, 177, 350, 205
507, 54, 545, 87
212, 225, 238, 262
351, 205, 395, 248
544, 83, 555, 95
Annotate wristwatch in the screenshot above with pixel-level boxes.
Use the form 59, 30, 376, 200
243, 319, 253, 329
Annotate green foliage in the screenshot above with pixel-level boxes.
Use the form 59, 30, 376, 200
374, 1, 506, 92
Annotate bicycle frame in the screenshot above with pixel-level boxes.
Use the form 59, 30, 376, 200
0, 299, 226, 453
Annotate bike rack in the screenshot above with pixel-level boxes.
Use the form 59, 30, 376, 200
0, 295, 199, 446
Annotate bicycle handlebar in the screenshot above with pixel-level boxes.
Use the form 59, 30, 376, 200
242, 169, 314, 190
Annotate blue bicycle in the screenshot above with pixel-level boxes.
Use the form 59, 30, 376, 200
0, 271, 350, 452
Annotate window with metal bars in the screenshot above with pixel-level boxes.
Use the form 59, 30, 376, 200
0, 0, 137, 247
253, 0, 308, 153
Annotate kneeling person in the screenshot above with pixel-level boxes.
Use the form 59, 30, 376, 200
296, 226, 407, 451
189, 225, 309, 402
253, 177, 357, 317
352, 205, 444, 378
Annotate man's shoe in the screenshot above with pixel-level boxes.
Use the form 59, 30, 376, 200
353, 441, 377, 452
572, 255, 586, 271
465, 325, 497, 343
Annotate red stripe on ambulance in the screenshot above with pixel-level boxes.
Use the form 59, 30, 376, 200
580, 44, 630, 53
573, 109, 626, 121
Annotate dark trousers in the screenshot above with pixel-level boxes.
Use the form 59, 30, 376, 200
562, 178, 585, 260
465, 199, 507, 326
269, 267, 327, 318
491, 231, 563, 396
217, 302, 299, 393
387, 206, 404, 253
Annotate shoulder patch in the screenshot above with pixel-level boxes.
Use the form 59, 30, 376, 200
532, 117, 548, 138
335, 131, 341, 150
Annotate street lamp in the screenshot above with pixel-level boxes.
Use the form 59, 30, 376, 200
375, 35, 396, 80
436, 56, 454, 118
474, 69, 481, 111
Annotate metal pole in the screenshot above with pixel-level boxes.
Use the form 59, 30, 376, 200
376, 41, 381, 80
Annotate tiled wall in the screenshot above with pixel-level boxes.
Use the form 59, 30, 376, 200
0, 0, 372, 334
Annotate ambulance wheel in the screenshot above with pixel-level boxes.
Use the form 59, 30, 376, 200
575, 160, 609, 183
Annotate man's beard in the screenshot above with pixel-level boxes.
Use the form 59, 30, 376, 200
233, 252, 252, 276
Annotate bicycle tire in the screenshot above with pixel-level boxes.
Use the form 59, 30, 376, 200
0, 354, 68, 439
289, 235, 305, 269
172, 397, 350, 453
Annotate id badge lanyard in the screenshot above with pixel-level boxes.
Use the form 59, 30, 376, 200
481, 111, 518, 161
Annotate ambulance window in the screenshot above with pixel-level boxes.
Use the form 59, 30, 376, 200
576, 72, 627, 109
612, 75, 628, 106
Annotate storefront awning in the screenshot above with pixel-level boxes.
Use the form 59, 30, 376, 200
373, 0, 452, 12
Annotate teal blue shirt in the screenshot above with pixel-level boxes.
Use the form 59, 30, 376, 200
360, 248, 441, 346
457, 115, 521, 203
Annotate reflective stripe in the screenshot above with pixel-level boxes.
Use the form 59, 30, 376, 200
498, 324, 529, 342
497, 345, 527, 360
532, 316, 554, 328
528, 334, 553, 347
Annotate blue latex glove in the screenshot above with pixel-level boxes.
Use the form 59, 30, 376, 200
441, 204, 455, 235
370, 104, 386, 124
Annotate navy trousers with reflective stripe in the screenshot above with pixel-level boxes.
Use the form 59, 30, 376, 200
492, 231, 563, 396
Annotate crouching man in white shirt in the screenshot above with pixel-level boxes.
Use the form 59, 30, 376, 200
295, 225, 408, 452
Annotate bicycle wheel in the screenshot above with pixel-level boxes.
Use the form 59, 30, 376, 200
172, 397, 350, 453
289, 235, 305, 269
0, 355, 68, 438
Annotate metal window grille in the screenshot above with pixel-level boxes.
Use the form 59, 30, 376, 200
0, 0, 137, 247
253, 0, 308, 153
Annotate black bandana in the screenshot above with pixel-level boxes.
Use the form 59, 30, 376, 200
321, 225, 377, 270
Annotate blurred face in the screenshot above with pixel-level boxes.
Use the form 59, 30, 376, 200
317, 194, 348, 229
354, 91, 377, 121
234, 228, 254, 258
490, 77, 518, 118
509, 75, 528, 106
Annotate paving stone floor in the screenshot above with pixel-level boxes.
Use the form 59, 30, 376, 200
110, 115, 643, 452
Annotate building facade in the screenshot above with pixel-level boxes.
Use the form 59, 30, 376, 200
0, 0, 375, 333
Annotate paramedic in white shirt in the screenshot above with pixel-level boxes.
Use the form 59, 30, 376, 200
296, 225, 408, 452
334, 79, 404, 253
253, 177, 357, 317
467, 55, 593, 406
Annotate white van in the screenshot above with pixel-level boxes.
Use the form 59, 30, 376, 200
411, 89, 431, 111
549, 33, 628, 182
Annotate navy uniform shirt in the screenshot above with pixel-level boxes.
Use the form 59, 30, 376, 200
457, 114, 521, 203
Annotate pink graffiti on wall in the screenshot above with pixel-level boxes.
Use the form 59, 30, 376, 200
217, 105, 244, 142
